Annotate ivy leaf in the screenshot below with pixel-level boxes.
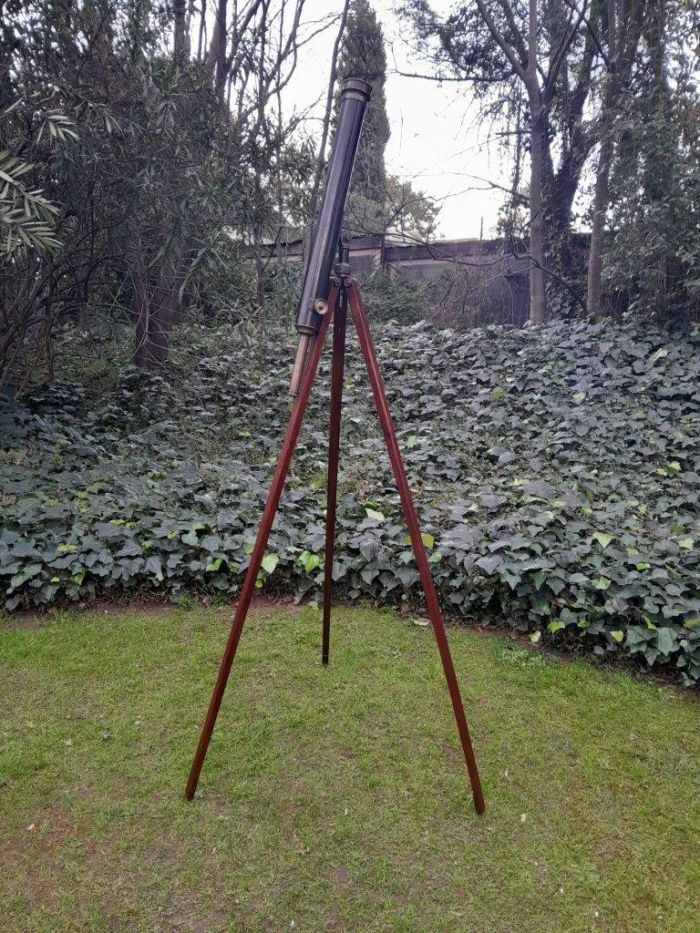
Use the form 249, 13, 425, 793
261, 553, 279, 575
397, 567, 419, 588
593, 532, 614, 549
656, 627, 677, 656
475, 556, 501, 575
145, 556, 163, 581
298, 551, 321, 574
94, 522, 122, 539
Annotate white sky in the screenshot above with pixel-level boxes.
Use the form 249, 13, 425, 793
287, 1, 510, 239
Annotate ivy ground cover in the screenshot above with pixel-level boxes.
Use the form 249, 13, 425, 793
1, 604, 698, 930
1, 316, 699, 682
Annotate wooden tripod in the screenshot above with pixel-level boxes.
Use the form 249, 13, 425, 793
185, 271, 485, 815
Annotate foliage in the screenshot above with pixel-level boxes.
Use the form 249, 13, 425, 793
401, 0, 700, 322
425, 261, 530, 328
605, 29, 700, 318
358, 273, 430, 324
0, 141, 61, 257
0, 0, 317, 385
2, 315, 699, 682
0, 95, 83, 386
383, 175, 439, 239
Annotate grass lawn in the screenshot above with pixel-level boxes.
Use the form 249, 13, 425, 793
1, 603, 698, 931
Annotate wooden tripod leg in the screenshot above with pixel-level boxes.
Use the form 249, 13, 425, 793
185, 290, 338, 801
346, 282, 485, 815
322, 288, 348, 665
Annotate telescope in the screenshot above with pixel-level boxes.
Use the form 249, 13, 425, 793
289, 77, 372, 396
185, 74, 486, 817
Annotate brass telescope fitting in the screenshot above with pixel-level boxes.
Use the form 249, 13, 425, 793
289, 78, 371, 396
289, 334, 312, 399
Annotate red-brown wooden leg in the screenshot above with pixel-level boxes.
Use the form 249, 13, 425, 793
185, 289, 338, 800
346, 281, 485, 814
322, 288, 347, 665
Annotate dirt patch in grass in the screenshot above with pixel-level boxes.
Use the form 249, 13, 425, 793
2, 590, 696, 693
2, 590, 310, 628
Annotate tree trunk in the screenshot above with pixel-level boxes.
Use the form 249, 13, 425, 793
254, 246, 266, 326
208, 0, 228, 92
134, 274, 151, 370
174, 0, 187, 58
527, 0, 545, 324
587, 133, 613, 319
150, 287, 169, 366
528, 99, 546, 324
197, 0, 207, 60
134, 267, 180, 370
185, 0, 195, 57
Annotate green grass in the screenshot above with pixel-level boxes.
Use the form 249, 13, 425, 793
1, 604, 698, 932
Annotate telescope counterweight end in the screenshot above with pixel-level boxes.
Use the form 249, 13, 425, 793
290, 333, 313, 398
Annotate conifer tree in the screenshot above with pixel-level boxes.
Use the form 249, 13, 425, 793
336, 0, 390, 206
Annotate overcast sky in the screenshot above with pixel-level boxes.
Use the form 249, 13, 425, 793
287, 1, 510, 240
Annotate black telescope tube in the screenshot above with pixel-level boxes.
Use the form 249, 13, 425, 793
290, 78, 371, 395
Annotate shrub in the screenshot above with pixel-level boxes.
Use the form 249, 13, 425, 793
1, 315, 699, 684
357, 272, 429, 324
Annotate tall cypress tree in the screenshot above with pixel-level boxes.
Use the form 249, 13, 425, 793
336, 0, 390, 205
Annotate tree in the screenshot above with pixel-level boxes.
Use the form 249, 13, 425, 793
403, 0, 596, 323
174, 0, 188, 58
603, 0, 700, 317
343, 174, 439, 239
384, 175, 439, 239
336, 0, 391, 207
0, 0, 325, 383
0, 104, 71, 387
585, 0, 645, 319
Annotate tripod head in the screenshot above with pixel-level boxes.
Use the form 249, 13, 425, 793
289, 78, 371, 396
